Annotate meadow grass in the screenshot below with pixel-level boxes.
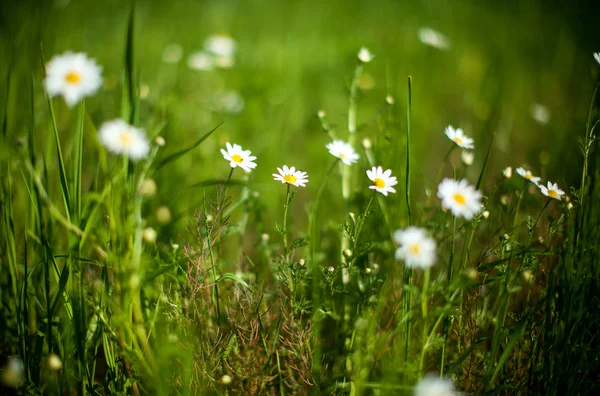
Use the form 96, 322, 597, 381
1, 0, 600, 394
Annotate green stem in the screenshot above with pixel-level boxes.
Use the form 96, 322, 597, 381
406, 76, 412, 225
283, 183, 291, 255
419, 269, 431, 373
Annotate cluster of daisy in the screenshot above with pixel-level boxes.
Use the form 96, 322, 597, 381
513, 167, 565, 201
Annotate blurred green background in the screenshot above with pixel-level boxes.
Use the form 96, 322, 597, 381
1, 0, 599, 242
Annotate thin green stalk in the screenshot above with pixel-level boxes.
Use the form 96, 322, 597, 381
283, 183, 291, 255
419, 269, 431, 373
406, 76, 412, 225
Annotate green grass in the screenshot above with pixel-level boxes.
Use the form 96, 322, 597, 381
1, 0, 600, 394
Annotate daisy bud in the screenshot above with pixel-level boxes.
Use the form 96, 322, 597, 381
343, 248, 353, 258
357, 47, 374, 63
172, 243, 179, 250
349, 212, 356, 223
365, 268, 372, 275
162, 43, 183, 64
206, 214, 214, 223
298, 259, 305, 267
140, 83, 150, 99
362, 138, 372, 150
503, 234, 511, 240
48, 354, 63, 371
372, 263, 380, 273
261, 233, 270, 242
467, 268, 478, 280
386, 95, 394, 105
567, 202, 574, 210
156, 206, 172, 224
500, 195, 509, 206
138, 178, 157, 197
142, 227, 157, 243
317, 110, 326, 118
461, 151, 474, 166
327, 266, 335, 273
482, 210, 490, 219
221, 375, 232, 385
155, 136, 166, 147
502, 166, 512, 178
522, 270, 533, 282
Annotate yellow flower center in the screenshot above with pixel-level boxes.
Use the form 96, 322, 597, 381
65, 71, 81, 84
119, 132, 133, 147
525, 172, 533, 179
284, 174, 297, 183
373, 178, 385, 189
453, 193, 466, 205
340, 153, 347, 159
410, 244, 420, 254
231, 154, 243, 163
455, 137, 463, 145
548, 189, 559, 199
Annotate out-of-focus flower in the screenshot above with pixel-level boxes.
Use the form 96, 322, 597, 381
45, 52, 103, 107
503, 166, 512, 178
204, 35, 237, 58
530, 104, 550, 125
357, 47, 374, 63
99, 119, 150, 160
273, 166, 309, 187
187, 51, 214, 71
394, 227, 436, 269
594, 52, 600, 65
143, 227, 157, 243
138, 178, 157, 197
1, 357, 24, 388
461, 151, 474, 166
220, 142, 257, 172
326, 140, 359, 165
367, 166, 397, 196
437, 178, 482, 219
156, 206, 172, 224
212, 90, 245, 113
162, 43, 183, 64
516, 167, 541, 185
418, 27, 451, 50
414, 374, 460, 396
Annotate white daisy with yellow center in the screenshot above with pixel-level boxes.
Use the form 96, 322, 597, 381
437, 178, 482, 219
45, 52, 103, 107
516, 167, 541, 185
220, 142, 257, 172
273, 166, 309, 187
393, 227, 436, 269
414, 375, 460, 396
326, 140, 360, 165
98, 119, 150, 160
367, 166, 398, 196
444, 126, 474, 150
539, 181, 565, 200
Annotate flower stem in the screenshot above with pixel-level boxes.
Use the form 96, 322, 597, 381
283, 183, 291, 256
419, 268, 431, 373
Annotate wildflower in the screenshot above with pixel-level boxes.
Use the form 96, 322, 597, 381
386, 95, 394, 104
393, 227, 436, 269
594, 52, 600, 65
162, 43, 183, 64
220, 142, 257, 172
99, 119, 150, 160
327, 266, 335, 273
48, 354, 63, 371
326, 140, 360, 165
437, 178, 482, 219
367, 166, 398, 196
142, 227, 157, 243
414, 374, 460, 396
461, 151, 474, 166
204, 35, 237, 58
567, 202, 574, 210
221, 375, 233, 385
212, 90, 245, 113
539, 181, 565, 200
503, 166, 512, 178
482, 210, 490, 219
530, 103, 550, 125
362, 138, 372, 150
155, 136, 166, 147
444, 126, 474, 149
45, 51, 103, 107
317, 110, 326, 118
187, 51, 214, 71
357, 47, 374, 63
156, 206, 172, 224
418, 27, 451, 50
273, 165, 309, 187
138, 179, 157, 197
516, 167, 541, 185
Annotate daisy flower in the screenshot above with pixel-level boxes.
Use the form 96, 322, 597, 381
516, 167, 541, 185
273, 166, 309, 187
98, 119, 150, 160
539, 181, 565, 200
45, 52, 103, 107
437, 178, 482, 219
414, 375, 460, 396
444, 126, 474, 150
204, 34, 237, 58
326, 140, 360, 165
367, 166, 397, 196
393, 227, 436, 269
418, 27, 451, 50
357, 47, 374, 63
220, 142, 257, 172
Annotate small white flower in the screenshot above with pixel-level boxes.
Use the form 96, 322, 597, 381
162, 43, 183, 64
142, 227, 156, 243
594, 52, 600, 65
444, 126, 474, 149
99, 119, 150, 160
516, 167, 541, 184
418, 27, 451, 50
394, 227, 436, 269
204, 34, 237, 57
326, 140, 360, 165
273, 165, 309, 187
220, 142, 257, 172
437, 178, 482, 219
461, 151, 474, 166
414, 374, 460, 396
530, 103, 550, 125
503, 166, 513, 178
45, 51, 103, 107
366, 166, 398, 196
187, 51, 214, 71
357, 47, 374, 63
539, 181, 565, 200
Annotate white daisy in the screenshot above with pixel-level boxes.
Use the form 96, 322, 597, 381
393, 227, 436, 269
414, 375, 460, 396
326, 140, 360, 165
515, 167, 541, 185
418, 27, 451, 50
366, 166, 397, 196
461, 150, 474, 166
539, 181, 565, 200
273, 166, 309, 187
357, 47, 374, 63
437, 178, 482, 219
204, 34, 237, 57
444, 126, 474, 149
45, 51, 103, 107
98, 119, 150, 160
595, 52, 600, 65
220, 142, 257, 172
